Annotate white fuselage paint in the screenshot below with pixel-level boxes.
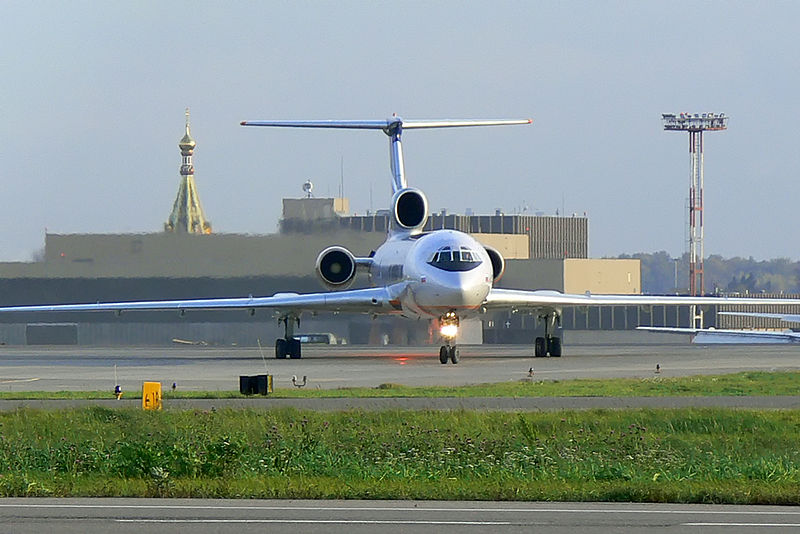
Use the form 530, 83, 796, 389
367, 229, 493, 320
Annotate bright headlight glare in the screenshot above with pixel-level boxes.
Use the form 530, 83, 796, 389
440, 324, 458, 339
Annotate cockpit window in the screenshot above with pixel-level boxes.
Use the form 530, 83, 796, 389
428, 246, 483, 272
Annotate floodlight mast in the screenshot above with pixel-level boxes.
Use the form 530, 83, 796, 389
662, 113, 729, 311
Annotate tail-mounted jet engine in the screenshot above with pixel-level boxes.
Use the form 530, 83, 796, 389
392, 188, 428, 232
484, 245, 505, 283
315, 246, 373, 290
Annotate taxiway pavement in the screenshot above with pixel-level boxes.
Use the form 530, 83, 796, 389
1, 498, 799, 534
0, 343, 798, 393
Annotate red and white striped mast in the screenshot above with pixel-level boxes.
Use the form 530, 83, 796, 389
663, 113, 728, 325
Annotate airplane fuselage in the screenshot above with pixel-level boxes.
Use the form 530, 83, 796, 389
367, 229, 493, 320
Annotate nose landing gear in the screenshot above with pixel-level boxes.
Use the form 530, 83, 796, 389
439, 345, 460, 364
438, 311, 460, 364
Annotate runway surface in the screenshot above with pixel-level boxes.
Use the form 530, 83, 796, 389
1, 498, 799, 533
0, 343, 798, 392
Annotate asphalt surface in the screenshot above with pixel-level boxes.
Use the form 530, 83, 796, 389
0, 343, 798, 393
1, 343, 798, 531
1, 499, 799, 534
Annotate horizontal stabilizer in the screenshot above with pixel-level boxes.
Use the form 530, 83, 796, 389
240, 118, 532, 130
241, 115, 532, 194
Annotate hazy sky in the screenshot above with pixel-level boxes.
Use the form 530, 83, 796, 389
2, 1, 799, 262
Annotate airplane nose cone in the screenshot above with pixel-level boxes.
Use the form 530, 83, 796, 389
416, 272, 490, 310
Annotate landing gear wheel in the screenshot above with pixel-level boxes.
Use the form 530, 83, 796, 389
439, 346, 449, 364
289, 338, 302, 359
449, 346, 460, 364
275, 338, 287, 359
548, 337, 562, 357
534, 337, 546, 358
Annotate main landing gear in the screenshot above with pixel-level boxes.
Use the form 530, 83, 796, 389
534, 311, 562, 358
275, 315, 301, 359
438, 311, 460, 364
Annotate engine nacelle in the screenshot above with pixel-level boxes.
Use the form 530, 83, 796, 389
484, 245, 505, 283
392, 187, 428, 232
315, 246, 357, 290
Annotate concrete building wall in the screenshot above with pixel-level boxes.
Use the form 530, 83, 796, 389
563, 259, 640, 294
7, 232, 383, 279
282, 198, 349, 221
471, 234, 529, 259
497, 258, 641, 295
0, 231, 533, 280
498, 259, 565, 291
280, 208, 588, 259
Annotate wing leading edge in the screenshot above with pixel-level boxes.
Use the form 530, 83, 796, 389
0, 286, 404, 315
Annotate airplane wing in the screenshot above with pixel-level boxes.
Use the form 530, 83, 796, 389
637, 326, 800, 344
483, 288, 800, 311
0, 285, 405, 316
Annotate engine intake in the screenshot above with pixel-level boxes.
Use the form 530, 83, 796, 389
392, 188, 428, 231
316, 246, 357, 289
484, 245, 505, 283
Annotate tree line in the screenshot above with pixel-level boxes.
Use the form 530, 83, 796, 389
615, 252, 800, 295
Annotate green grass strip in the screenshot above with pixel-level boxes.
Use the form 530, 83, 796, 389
0, 406, 798, 503
1, 370, 798, 399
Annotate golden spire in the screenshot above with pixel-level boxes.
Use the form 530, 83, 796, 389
165, 108, 212, 234
179, 107, 196, 153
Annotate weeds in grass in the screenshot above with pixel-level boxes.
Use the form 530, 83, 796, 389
0, 407, 797, 502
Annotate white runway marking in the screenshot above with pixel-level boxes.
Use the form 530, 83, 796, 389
684, 523, 800, 528
2, 503, 799, 516
0, 378, 39, 384
116, 519, 512, 525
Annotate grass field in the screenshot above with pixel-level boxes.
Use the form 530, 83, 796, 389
0, 370, 797, 399
0, 406, 797, 503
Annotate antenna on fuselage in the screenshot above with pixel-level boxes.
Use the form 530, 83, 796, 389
241, 116, 533, 194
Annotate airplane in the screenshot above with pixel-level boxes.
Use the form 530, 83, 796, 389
719, 311, 800, 323
637, 326, 800, 344
638, 311, 800, 344
2, 115, 800, 363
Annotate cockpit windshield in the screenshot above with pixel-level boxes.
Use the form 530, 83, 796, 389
427, 246, 483, 272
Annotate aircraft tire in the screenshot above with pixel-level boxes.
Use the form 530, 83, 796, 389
449, 346, 460, 364
534, 337, 546, 357
549, 337, 562, 357
289, 338, 302, 359
275, 338, 287, 359
439, 346, 449, 364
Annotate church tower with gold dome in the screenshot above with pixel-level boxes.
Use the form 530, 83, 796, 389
165, 108, 212, 234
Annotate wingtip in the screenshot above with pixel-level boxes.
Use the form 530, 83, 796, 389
527, 118, 533, 124
240, 121, 248, 126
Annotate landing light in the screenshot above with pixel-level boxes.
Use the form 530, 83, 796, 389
440, 324, 459, 339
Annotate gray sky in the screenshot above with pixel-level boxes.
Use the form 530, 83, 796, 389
2, 1, 799, 262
